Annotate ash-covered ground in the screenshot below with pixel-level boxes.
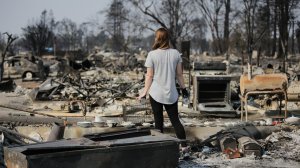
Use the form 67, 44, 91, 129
179, 129, 300, 168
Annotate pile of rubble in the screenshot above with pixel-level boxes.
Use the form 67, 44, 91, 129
1, 51, 300, 167
263, 128, 300, 162
179, 126, 300, 168
25, 68, 147, 117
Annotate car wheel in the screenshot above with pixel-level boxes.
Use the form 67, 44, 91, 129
24, 72, 33, 80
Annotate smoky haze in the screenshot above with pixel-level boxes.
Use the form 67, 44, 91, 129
0, 0, 111, 35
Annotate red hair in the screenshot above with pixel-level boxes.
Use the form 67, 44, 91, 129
152, 28, 170, 50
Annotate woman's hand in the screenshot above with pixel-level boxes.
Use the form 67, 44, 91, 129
181, 88, 189, 98
137, 91, 147, 100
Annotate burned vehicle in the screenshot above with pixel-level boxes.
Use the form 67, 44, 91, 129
41, 55, 65, 77
3, 56, 45, 80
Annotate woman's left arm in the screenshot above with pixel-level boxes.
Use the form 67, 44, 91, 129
138, 67, 153, 100
176, 63, 185, 89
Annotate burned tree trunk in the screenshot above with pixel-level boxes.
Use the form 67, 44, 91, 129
0, 33, 18, 82
272, 0, 278, 56
196, 0, 224, 54
266, 0, 272, 56
277, 0, 290, 72
277, 0, 299, 71
224, 0, 231, 53
243, 0, 258, 79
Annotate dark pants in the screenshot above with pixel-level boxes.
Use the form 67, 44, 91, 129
149, 96, 187, 147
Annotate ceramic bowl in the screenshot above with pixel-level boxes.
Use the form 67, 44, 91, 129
94, 116, 103, 122
77, 121, 92, 128
164, 122, 172, 127
106, 120, 117, 127
183, 122, 193, 127
121, 121, 135, 128
142, 123, 151, 128
93, 121, 105, 127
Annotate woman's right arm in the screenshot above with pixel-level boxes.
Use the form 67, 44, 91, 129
138, 67, 153, 100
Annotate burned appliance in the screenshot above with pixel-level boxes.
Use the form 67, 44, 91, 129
193, 61, 236, 117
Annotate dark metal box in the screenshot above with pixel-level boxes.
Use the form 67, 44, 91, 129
4, 129, 179, 168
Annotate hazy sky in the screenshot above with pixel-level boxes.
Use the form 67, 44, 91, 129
0, 0, 111, 35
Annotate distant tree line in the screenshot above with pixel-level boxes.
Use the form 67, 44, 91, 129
128, 0, 300, 58
1, 0, 300, 60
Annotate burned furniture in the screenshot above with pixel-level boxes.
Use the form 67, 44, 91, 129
4, 128, 179, 168
240, 73, 288, 121
193, 61, 236, 117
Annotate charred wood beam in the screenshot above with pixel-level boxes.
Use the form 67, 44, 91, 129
103, 80, 143, 106
0, 104, 64, 121
53, 80, 88, 98
0, 116, 63, 125
3, 132, 26, 145
0, 126, 40, 143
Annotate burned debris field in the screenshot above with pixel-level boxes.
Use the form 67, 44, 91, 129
1, 0, 300, 168
1, 52, 300, 168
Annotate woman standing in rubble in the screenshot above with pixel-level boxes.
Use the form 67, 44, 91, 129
138, 28, 189, 150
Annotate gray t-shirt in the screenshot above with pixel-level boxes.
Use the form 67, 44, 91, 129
144, 48, 182, 104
